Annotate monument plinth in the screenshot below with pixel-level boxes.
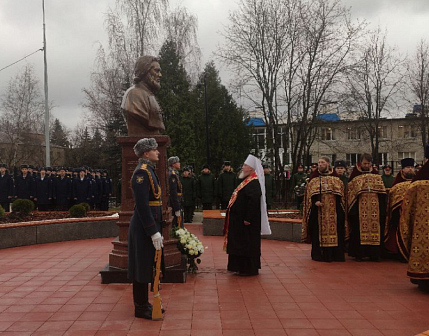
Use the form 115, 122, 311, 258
101, 135, 186, 283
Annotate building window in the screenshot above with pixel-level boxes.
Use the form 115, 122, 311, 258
320, 127, 335, 140
277, 126, 289, 148
254, 128, 265, 149
378, 153, 388, 166
398, 125, 417, 138
397, 151, 416, 168
346, 127, 360, 140
377, 126, 388, 139
346, 153, 361, 166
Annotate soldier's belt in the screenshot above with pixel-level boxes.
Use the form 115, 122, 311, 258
149, 201, 162, 207
177, 193, 183, 196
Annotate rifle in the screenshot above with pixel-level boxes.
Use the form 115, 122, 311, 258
152, 249, 163, 320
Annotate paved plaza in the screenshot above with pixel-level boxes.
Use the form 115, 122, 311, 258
0, 224, 428, 336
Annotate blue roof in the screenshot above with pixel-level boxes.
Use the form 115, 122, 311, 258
247, 117, 265, 126
317, 113, 340, 122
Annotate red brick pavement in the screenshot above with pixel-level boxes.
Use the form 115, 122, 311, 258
0, 224, 428, 336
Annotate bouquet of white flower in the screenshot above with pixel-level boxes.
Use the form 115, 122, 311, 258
173, 227, 205, 273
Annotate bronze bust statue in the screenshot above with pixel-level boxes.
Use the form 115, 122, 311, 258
121, 56, 165, 136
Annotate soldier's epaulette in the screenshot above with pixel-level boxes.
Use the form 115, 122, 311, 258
172, 170, 176, 175
140, 163, 148, 170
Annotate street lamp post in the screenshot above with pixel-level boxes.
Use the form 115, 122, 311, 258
203, 74, 210, 166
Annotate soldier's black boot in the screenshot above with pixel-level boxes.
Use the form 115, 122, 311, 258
133, 281, 152, 320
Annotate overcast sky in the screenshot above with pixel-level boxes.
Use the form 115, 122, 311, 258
0, 0, 428, 131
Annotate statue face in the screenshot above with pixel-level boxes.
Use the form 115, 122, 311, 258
145, 61, 162, 92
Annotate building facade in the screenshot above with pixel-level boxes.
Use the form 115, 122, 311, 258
250, 114, 425, 169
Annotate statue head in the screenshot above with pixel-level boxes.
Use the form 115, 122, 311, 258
134, 56, 162, 92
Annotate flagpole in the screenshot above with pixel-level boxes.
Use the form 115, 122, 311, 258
43, 0, 50, 166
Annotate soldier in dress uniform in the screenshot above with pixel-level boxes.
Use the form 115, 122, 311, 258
14, 164, 34, 201
34, 167, 53, 211
94, 170, 103, 210
0, 163, 14, 212
73, 168, 92, 205
217, 161, 236, 210
128, 138, 164, 319
54, 167, 72, 211
168, 156, 183, 227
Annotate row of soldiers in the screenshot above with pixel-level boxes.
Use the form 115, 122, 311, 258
301, 148, 429, 292
0, 164, 113, 212
166, 158, 276, 224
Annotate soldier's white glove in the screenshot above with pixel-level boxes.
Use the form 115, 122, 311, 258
151, 232, 163, 250
175, 210, 181, 217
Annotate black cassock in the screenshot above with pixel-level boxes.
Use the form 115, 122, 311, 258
226, 179, 262, 275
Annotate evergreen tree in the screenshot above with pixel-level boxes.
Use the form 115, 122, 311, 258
193, 62, 252, 174
157, 40, 198, 166
50, 118, 70, 148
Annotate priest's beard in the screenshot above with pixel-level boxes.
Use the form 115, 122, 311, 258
239, 171, 249, 179
404, 171, 415, 179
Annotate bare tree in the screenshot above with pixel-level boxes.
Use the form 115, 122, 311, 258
217, 0, 293, 175
407, 39, 429, 147
164, 6, 201, 82
0, 64, 46, 167
342, 27, 406, 164
289, 0, 365, 170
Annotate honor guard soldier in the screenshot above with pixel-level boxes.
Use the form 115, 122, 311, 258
0, 163, 14, 212
15, 164, 34, 201
168, 156, 183, 227
128, 138, 164, 319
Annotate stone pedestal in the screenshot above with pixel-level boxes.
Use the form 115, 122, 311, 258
100, 135, 187, 284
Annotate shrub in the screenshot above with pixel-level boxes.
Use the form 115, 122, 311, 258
69, 205, 87, 218
0, 205, 4, 218
78, 202, 90, 212
12, 199, 34, 215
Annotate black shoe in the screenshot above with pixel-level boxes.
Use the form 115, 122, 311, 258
135, 307, 152, 320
